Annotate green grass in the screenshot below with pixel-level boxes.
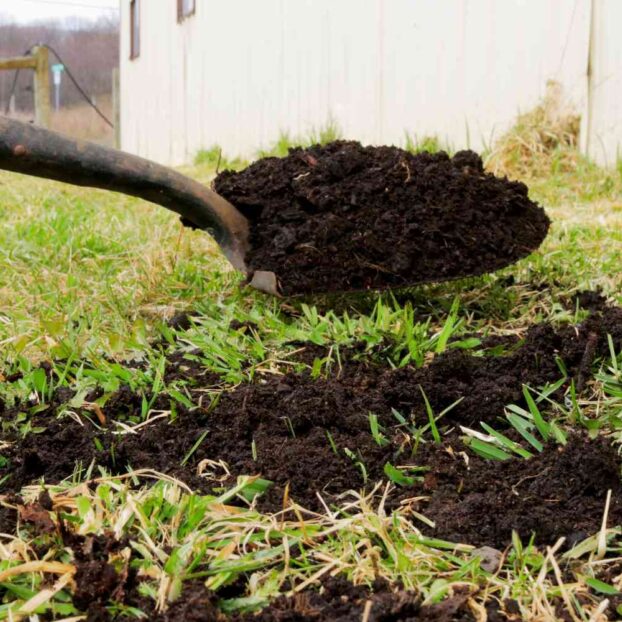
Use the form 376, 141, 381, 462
404, 132, 452, 155
2, 130, 622, 619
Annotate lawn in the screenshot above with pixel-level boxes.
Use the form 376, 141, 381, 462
1, 124, 622, 620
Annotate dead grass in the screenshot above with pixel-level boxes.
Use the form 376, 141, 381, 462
8, 95, 114, 146
484, 81, 622, 209
50, 95, 114, 145
486, 81, 581, 180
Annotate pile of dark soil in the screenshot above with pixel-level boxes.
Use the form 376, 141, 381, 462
214, 141, 550, 295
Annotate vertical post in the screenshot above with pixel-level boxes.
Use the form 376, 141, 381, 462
580, 0, 599, 161
112, 67, 121, 148
32, 45, 51, 128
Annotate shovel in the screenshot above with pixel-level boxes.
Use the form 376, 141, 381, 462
0, 116, 278, 295
0, 117, 547, 297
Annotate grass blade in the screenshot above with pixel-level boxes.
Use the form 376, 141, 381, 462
506, 413, 543, 452
480, 422, 533, 459
583, 577, 619, 595
435, 297, 460, 354
549, 421, 568, 445
369, 413, 389, 447
468, 438, 512, 461
181, 429, 209, 466
419, 386, 441, 444
384, 462, 416, 486
522, 385, 550, 440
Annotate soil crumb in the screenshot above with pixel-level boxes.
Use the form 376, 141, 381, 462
214, 141, 550, 295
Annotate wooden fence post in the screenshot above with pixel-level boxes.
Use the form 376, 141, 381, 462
32, 45, 51, 128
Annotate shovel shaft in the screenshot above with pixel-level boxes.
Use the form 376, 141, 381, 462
0, 116, 249, 270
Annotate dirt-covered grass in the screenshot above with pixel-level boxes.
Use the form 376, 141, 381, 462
1, 117, 622, 620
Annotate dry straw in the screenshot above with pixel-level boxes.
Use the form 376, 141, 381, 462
486, 80, 581, 180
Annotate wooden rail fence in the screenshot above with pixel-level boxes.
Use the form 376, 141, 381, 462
0, 46, 51, 128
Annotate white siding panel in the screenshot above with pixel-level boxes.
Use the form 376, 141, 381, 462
585, 0, 622, 164
121, 0, 622, 166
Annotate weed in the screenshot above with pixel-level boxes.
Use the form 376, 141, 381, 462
369, 412, 389, 447
256, 119, 343, 158
343, 447, 368, 484
326, 430, 339, 455
283, 416, 296, 438
181, 430, 209, 467
383, 462, 428, 487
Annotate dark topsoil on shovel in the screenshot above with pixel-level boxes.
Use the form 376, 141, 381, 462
3, 303, 622, 550
213, 141, 550, 295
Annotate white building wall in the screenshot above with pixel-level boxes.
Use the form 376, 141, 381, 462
120, 0, 618, 167
584, 0, 622, 165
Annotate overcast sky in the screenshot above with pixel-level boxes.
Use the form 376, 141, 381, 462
0, 0, 118, 24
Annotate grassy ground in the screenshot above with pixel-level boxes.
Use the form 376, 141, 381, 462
1, 122, 622, 619
10, 97, 115, 147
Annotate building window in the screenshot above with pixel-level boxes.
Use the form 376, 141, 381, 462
177, 0, 196, 22
130, 0, 140, 59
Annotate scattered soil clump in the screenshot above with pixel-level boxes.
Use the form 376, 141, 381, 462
73, 560, 123, 611
571, 288, 610, 313
214, 141, 550, 295
0, 494, 19, 535
66, 533, 137, 622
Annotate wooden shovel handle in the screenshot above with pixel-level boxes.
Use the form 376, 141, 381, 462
0, 116, 249, 270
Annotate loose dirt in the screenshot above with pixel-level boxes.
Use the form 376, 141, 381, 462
87, 576, 485, 622
213, 141, 550, 295
231, 577, 485, 622
3, 304, 622, 551
4, 298, 622, 620
418, 434, 622, 548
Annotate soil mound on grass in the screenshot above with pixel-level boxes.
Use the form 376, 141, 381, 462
3, 305, 622, 548
213, 141, 550, 295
